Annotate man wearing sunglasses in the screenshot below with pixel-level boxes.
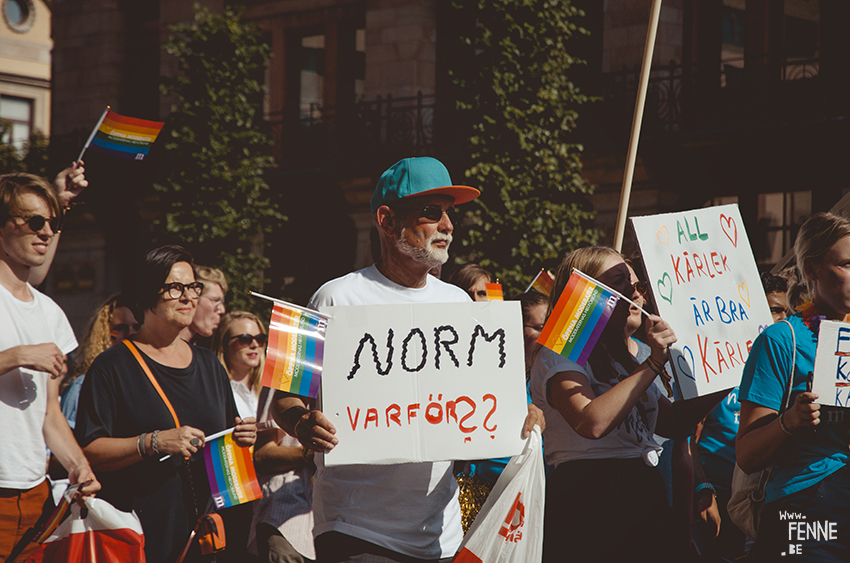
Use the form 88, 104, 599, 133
272, 157, 545, 563
0, 173, 100, 560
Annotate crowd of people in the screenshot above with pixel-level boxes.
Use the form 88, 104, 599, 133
1, 154, 848, 563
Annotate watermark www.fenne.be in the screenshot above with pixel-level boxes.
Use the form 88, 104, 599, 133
778, 511, 838, 557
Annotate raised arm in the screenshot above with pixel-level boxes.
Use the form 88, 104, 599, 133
254, 426, 310, 474
28, 161, 88, 287
271, 390, 338, 452
548, 315, 676, 439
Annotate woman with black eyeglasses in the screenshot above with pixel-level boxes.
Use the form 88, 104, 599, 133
75, 245, 257, 563
529, 246, 727, 563
212, 311, 267, 421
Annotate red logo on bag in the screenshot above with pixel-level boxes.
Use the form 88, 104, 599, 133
497, 492, 525, 543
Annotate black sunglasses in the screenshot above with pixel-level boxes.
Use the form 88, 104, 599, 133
10, 214, 63, 234
229, 333, 268, 346
160, 281, 204, 300
396, 204, 460, 225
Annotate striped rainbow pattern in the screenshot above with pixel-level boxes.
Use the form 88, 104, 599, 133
203, 431, 262, 510
485, 283, 504, 301
528, 269, 554, 296
88, 110, 164, 160
261, 303, 326, 398
536, 270, 620, 366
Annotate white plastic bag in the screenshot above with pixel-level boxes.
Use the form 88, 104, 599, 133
25, 497, 145, 563
454, 426, 545, 563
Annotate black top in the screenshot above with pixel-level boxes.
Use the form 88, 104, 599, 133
76, 341, 238, 563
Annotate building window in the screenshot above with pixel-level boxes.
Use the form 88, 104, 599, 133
721, 1, 746, 88
2, 0, 35, 33
0, 95, 33, 152
300, 34, 325, 120
757, 190, 811, 266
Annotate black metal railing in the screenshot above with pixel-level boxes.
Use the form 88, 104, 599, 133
601, 56, 824, 134
268, 92, 436, 172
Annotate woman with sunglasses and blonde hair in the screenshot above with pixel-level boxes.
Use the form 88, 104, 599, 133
530, 245, 727, 562
212, 311, 267, 421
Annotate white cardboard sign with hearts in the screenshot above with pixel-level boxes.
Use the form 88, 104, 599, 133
631, 204, 773, 398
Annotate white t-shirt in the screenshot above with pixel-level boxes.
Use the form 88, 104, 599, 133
230, 379, 258, 421
0, 282, 77, 489
308, 264, 470, 560
529, 344, 662, 469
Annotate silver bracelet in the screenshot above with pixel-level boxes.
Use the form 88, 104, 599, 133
137, 432, 147, 459
151, 430, 161, 456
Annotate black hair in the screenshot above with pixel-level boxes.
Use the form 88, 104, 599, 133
760, 271, 788, 294
134, 245, 195, 315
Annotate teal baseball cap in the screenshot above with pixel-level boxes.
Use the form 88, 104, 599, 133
371, 157, 480, 212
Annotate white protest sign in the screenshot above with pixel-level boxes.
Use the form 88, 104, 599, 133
812, 320, 850, 407
319, 301, 529, 466
632, 204, 773, 398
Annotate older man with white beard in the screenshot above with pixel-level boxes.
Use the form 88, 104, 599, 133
272, 157, 544, 563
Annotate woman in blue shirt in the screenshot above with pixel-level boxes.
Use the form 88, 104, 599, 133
738, 212, 850, 561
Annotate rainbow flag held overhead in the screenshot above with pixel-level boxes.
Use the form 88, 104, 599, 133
203, 430, 262, 510
262, 302, 328, 399
80, 108, 164, 161
485, 283, 504, 301
526, 269, 554, 296
537, 270, 620, 366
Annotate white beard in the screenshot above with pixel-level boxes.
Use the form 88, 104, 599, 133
397, 228, 452, 268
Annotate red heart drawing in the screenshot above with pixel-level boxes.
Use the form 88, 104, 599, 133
720, 214, 737, 248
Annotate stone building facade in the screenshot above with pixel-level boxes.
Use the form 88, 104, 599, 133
45, 0, 850, 330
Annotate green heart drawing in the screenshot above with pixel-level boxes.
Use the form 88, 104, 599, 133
656, 272, 673, 304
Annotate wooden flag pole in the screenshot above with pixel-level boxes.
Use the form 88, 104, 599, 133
612, 0, 664, 252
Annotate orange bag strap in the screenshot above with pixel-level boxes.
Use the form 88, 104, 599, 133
123, 340, 181, 428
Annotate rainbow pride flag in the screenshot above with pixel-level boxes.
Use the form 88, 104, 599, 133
80, 108, 164, 161
537, 270, 620, 365
486, 283, 504, 301
203, 430, 262, 510
262, 302, 327, 398
526, 269, 554, 296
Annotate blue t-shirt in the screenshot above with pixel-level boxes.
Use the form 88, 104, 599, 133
739, 315, 849, 505
697, 386, 740, 494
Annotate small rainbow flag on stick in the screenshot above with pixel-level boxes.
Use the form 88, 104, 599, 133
78, 107, 165, 162
254, 293, 329, 399
485, 283, 504, 301
525, 269, 554, 296
537, 270, 647, 366
203, 429, 262, 510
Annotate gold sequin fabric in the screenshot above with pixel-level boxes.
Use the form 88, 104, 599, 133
455, 473, 494, 534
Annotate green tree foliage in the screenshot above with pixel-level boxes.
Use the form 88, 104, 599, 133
156, 4, 283, 314
451, 0, 600, 296
0, 121, 49, 176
